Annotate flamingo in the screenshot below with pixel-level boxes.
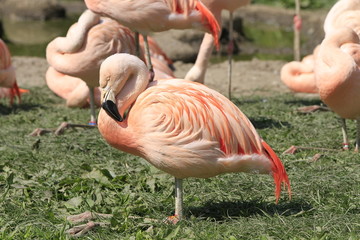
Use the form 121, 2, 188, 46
280, 45, 320, 94
66, 53, 291, 236
0, 38, 24, 105
315, 27, 360, 151
45, 36, 175, 110
46, 9, 138, 127
184, 0, 251, 99
83, 0, 221, 81
323, 0, 360, 37
312, 0, 360, 150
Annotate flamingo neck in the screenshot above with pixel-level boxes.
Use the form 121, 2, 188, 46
184, 33, 215, 83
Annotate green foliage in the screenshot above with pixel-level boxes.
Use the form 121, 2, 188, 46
0, 86, 359, 239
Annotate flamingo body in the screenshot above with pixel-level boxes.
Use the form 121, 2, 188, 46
84, 0, 220, 43
316, 27, 360, 120
98, 53, 291, 202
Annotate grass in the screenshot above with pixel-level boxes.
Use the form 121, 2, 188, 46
0, 86, 360, 239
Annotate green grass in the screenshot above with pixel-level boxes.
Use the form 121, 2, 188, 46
0, 86, 359, 239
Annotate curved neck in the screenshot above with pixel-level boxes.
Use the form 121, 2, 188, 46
52, 10, 100, 53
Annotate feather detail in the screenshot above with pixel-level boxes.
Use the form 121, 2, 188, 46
195, 1, 220, 50
261, 140, 291, 203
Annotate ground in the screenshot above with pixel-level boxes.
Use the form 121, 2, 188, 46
13, 56, 292, 98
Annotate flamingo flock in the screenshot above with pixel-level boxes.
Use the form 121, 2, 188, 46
3, 0, 360, 237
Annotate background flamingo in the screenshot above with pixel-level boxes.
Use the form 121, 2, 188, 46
184, 0, 251, 99
280, 45, 320, 94
0, 38, 23, 105
46, 9, 138, 126
46, 36, 175, 109
314, 0, 360, 150
315, 27, 360, 151
66, 53, 291, 236
84, 0, 220, 81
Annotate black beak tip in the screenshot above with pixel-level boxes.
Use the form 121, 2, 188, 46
102, 100, 123, 122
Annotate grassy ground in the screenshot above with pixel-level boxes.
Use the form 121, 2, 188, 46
0, 86, 359, 239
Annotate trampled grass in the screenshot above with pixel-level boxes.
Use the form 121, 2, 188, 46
0, 86, 359, 239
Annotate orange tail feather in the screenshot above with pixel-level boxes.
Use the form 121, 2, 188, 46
261, 140, 291, 203
195, 1, 220, 50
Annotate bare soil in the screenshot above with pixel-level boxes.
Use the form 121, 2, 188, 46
12, 56, 291, 98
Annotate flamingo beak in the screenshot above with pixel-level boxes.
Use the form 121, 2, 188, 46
101, 88, 123, 122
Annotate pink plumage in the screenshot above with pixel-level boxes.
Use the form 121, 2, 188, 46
98, 53, 291, 220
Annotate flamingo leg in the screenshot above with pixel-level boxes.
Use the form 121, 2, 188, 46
142, 35, 155, 82
227, 12, 234, 100
135, 32, 140, 57
355, 117, 360, 152
88, 86, 97, 125
341, 118, 349, 150
174, 177, 183, 220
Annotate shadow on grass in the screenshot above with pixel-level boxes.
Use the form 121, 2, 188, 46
248, 117, 291, 129
284, 98, 323, 107
0, 103, 44, 115
188, 199, 313, 221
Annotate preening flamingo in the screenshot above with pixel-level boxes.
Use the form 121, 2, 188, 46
184, 0, 251, 98
0, 38, 23, 105
83, 0, 220, 81
45, 36, 174, 109
315, 27, 360, 151
46, 9, 138, 125
280, 45, 320, 94
66, 53, 291, 236
312, 0, 360, 150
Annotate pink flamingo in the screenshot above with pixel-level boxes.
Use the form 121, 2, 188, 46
66, 53, 291, 236
45, 36, 174, 109
0, 38, 23, 105
46, 9, 138, 126
184, 0, 251, 98
280, 45, 320, 94
323, 0, 360, 36
83, 0, 220, 80
315, 27, 360, 151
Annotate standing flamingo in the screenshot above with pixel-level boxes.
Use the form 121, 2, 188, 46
184, 0, 251, 99
46, 9, 138, 127
66, 53, 291, 236
280, 45, 320, 94
0, 38, 23, 105
315, 27, 360, 151
84, 0, 220, 81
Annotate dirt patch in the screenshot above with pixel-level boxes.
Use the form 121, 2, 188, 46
13, 56, 291, 98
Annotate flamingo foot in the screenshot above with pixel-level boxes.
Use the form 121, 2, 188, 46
297, 105, 330, 113
283, 145, 298, 154
164, 215, 180, 224
342, 143, 349, 151
29, 122, 97, 136
283, 145, 341, 154
66, 211, 112, 237
67, 221, 108, 237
